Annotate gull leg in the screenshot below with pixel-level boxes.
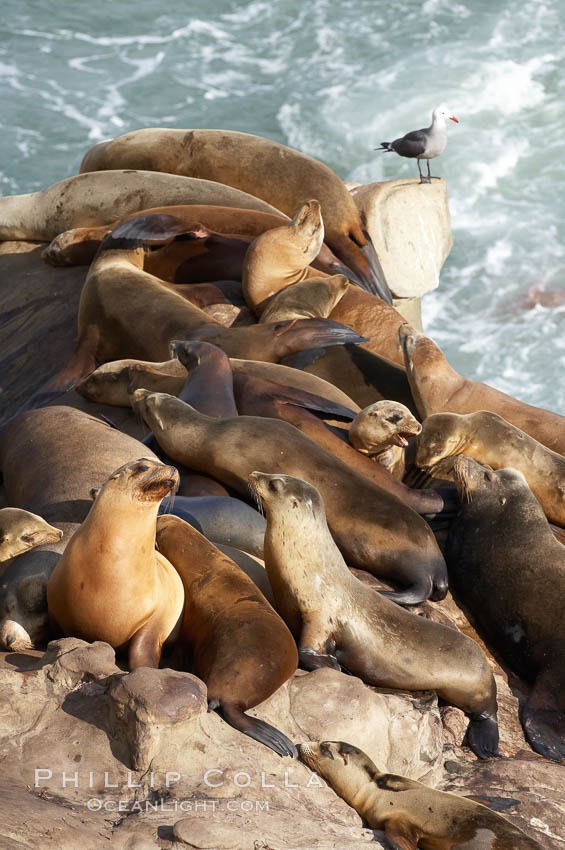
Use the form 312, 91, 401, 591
419, 159, 430, 184
428, 160, 439, 181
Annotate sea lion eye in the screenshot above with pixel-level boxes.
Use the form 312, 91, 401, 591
135, 464, 150, 474
386, 413, 403, 424
320, 743, 334, 760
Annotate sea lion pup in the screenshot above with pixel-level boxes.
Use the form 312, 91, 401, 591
42, 204, 348, 279
250, 472, 498, 757
400, 324, 565, 456
47, 459, 184, 669
68, 213, 367, 386
416, 410, 565, 526
156, 514, 297, 757
130, 389, 447, 604
79, 128, 391, 300
447, 456, 565, 762
349, 401, 422, 480
0, 509, 62, 564
299, 742, 540, 848
0, 170, 283, 243
258, 275, 350, 324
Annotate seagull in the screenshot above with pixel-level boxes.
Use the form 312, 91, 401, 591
375, 105, 459, 183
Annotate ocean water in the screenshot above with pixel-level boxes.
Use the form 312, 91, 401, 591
1, 0, 564, 413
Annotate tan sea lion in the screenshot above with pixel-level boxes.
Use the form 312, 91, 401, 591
249, 472, 498, 757
416, 410, 565, 526
400, 325, 565, 456
258, 275, 350, 324
447, 456, 565, 762
299, 741, 541, 848
349, 401, 422, 479
79, 128, 391, 300
156, 514, 297, 756
0, 170, 282, 243
42, 204, 347, 278
130, 389, 447, 605
47, 459, 184, 669
0, 509, 62, 564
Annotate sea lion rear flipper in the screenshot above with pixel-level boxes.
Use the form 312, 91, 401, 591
359, 233, 393, 305
466, 713, 500, 760
382, 819, 420, 850
522, 667, 565, 762
218, 703, 297, 758
280, 348, 326, 370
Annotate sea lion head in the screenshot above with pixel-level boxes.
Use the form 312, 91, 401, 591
416, 412, 469, 469
349, 401, 421, 455
451, 456, 528, 507
76, 365, 130, 405
0, 509, 62, 563
96, 457, 179, 506
169, 339, 223, 372
130, 388, 191, 435
299, 741, 384, 798
248, 472, 323, 520
290, 199, 325, 261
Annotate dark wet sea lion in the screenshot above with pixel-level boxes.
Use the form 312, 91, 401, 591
299, 741, 540, 848
130, 389, 447, 605
447, 455, 565, 762
400, 325, 565, 456
79, 128, 391, 299
416, 410, 565, 526
249, 472, 498, 757
47, 459, 184, 669
156, 514, 297, 757
174, 340, 237, 418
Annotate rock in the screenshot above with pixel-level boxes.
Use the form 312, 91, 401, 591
106, 667, 208, 771
38, 637, 121, 690
349, 178, 453, 301
173, 818, 244, 848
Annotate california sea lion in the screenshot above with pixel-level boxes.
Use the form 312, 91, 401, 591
349, 401, 422, 479
130, 389, 447, 604
447, 455, 565, 762
249, 472, 498, 757
174, 341, 237, 418
299, 741, 541, 848
156, 514, 297, 757
400, 325, 565, 456
0, 406, 160, 650
0, 509, 62, 564
258, 275, 350, 324
416, 410, 565, 526
47, 459, 184, 669
79, 128, 391, 300
0, 170, 282, 242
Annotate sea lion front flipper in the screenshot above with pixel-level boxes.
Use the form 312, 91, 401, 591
298, 621, 341, 671
378, 574, 436, 606
218, 703, 297, 758
522, 667, 565, 762
128, 619, 164, 670
466, 712, 500, 760
382, 818, 420, 850
298, 648, 341, 672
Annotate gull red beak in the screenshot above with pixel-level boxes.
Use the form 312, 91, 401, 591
449, 116, 459, 123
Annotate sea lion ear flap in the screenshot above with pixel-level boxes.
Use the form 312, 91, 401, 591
90, 487, 101, 501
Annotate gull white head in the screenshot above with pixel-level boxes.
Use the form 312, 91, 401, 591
433, 105, 459, 124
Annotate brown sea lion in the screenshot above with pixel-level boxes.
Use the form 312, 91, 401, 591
79, 128, 391, 300
349, 401, 422, 479
0, 406, 160, 650
174, 340, 237, 418
64, 214, 366, 388
400, 325, 565, 456
299, 741, 541, 848
156, 514, 297, 757
42, 204, 347, 278
416, 410, 565, 526
249, 472, 498, 757
258, 275, 350, 324
130, 389, 447, 605
0, 170, 282, 243
47, 459, 184, 669
447, 456, 565, 762
0, 509, 62, 564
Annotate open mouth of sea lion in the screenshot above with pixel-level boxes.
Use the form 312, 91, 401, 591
392, 431, 415, 448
